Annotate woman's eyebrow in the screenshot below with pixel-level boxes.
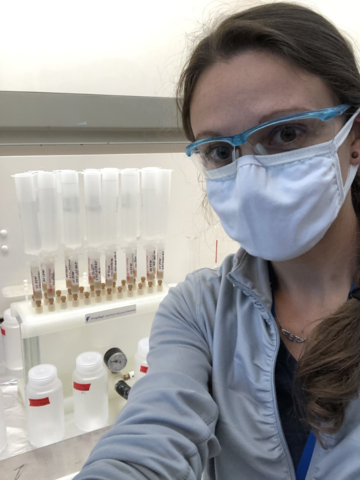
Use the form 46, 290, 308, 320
258, 105, 315, 124
194, 130, 224, 141
194, 105, 316, 141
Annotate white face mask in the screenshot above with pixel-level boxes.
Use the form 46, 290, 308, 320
205, 110, 360, 261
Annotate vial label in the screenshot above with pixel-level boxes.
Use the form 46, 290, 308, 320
105, 252, 114, 282
146, 248, 157, 278
1, 328, 5, 336
73, 382, 91, 392
65, 257, 71, 281
132, 251, 137, 271
89, 257, 101, 283
113, 251, 117, 275
41, 263, 47, 286
126, 252, 134, 281
157, 249, 165, 274
88, 257, 93, 284
140, 365, 148, 374
71, 257, 79, 287
29, 397, 50, 407
31, 265, 42, 293
47, 263, 55, 295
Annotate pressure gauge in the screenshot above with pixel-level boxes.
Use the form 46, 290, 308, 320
104, 348, 128, 373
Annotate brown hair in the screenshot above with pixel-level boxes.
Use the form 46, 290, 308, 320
177, 2, 360, 447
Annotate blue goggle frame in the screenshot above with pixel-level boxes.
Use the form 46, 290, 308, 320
185, 104, 351, 157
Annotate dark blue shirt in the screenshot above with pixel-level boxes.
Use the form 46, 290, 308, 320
275, 338, 310, 470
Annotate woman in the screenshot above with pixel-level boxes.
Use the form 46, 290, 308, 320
75, 3, 360, 479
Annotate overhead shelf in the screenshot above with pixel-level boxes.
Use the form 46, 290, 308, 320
0, 91, 187, 155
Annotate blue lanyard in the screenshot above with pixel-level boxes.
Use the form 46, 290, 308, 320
269, 261, 354, 480
295, 432, 316, 480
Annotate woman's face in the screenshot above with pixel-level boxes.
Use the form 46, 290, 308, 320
189, 50, 360, 180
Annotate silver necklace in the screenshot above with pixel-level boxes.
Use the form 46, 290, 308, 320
275, 311, 307, 343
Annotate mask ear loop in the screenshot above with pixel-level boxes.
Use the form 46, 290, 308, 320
334, 107, 360, 149
334, 107, 360, 196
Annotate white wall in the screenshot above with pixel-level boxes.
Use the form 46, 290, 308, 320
1, 0, 360, 312
0, 0, 360, 97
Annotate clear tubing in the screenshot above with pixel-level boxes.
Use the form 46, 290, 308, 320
141, 168, 172, 243
70, 254, 80, 293
84, 170, 102, 248
157, 170, 172, 240
146, 246, 157, 282
101, 169, 119, 246
30, 262, 42, 300
120, 169, 140, 243
13, 173, 41, 255
140, 168, 161, 242
55, 172, 64, 246
60, 171, 81, 249
37, 172, 58, 253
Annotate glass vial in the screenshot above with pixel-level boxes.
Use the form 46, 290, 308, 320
72, 352, 108, 432
25, 364, 65, 447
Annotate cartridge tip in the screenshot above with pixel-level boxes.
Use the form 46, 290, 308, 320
56, 290, 61, 297
73, 293, 78, 300
121, 280, 126, 286
85, 292, 90, 298
79, 286, 84, 293
107, 288, 112, 294
141, 277, 146, 282
61, 296, 66, 302
158, 280, 163, 286
117, 286, 122, 292
36, 300, 42, 307
138, 283, 143, 289
128, 285, 133, 291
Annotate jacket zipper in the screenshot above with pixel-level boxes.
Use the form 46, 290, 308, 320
232, 281, 297, 479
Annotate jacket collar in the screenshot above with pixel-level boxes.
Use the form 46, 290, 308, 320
226, 247, 273, 312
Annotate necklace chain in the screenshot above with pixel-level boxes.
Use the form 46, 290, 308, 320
275, 311, 307, 343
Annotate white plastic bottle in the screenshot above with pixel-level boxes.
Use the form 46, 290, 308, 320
72, 352, 108, 432
0, 388, 7, 453
134, 337, 149, 382
1, 309, 23, 371
25, 364, 65, 447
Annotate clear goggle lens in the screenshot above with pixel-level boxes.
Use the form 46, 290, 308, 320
194, 117, 337, 172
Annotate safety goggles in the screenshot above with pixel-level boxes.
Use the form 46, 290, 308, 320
185, 104, 351, 173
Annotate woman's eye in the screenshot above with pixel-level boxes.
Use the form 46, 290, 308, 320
269, 124, 306, 145
203, 143, 233, 162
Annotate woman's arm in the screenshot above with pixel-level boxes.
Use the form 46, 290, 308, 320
74, 272, 221, 480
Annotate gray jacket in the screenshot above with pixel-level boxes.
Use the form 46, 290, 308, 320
74, 248, 360, 480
